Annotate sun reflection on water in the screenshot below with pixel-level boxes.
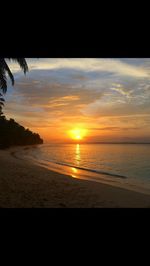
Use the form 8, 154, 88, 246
71, 144, 80, 177
71, 167, 78, 177
75, 144, 80, 166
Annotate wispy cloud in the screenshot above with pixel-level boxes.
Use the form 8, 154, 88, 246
49, 95, 80, 103
89, 126, 140, 131
8, 58, 150, 78
110, 84, 133, 98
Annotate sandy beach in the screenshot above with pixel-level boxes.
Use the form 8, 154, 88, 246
0, 148, 150, 208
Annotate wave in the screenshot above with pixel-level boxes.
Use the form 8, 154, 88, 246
11, 148, 127, 179
38, 158, 127, 179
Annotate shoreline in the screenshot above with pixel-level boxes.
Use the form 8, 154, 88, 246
0, 147, 150, 207
11, 145, 150, 196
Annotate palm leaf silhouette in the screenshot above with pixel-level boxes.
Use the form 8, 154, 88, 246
0, 58, 28, 93
8, 58, 28, 74
0, 58, 28, 115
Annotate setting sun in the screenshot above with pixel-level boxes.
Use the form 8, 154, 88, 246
68, 128, 87, 141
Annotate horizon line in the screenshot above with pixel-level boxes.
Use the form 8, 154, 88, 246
43, 141, 150, 145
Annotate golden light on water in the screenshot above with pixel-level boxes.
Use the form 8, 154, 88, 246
75, 144, 80, 166
71, 167, 78, 177
71, 145, 80, 177
72, 167, 78, 173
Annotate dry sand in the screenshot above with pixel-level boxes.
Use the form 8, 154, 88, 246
0, 148, 150, 208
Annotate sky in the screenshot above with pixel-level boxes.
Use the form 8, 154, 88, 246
3, 58, 150, 143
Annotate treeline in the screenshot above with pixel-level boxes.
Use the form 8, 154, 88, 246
0, 115, 43, 149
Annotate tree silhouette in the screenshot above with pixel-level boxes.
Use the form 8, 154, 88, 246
0, 116, 43, 149
0, 58, 28, 116
0, 58, 43, 148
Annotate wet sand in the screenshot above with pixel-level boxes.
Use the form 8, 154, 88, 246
0, 148, 150, 208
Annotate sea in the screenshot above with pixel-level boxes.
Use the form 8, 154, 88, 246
15, 143, 150, 195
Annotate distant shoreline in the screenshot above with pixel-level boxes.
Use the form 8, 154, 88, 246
44, 142, 150, 145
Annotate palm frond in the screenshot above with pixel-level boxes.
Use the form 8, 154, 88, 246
0, 59, 14, 86
0, 58, 28, 93
0, 98, 5, 102
0, 63, 7, 93
0, 93, 5, 115
8, 58, 28, 74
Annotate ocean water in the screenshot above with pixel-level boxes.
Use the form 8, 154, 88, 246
17, 143, 150, 194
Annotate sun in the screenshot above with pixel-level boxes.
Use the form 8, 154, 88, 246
68, 128, 87, 141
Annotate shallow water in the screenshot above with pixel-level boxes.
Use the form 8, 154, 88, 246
16, 143, 150, 194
